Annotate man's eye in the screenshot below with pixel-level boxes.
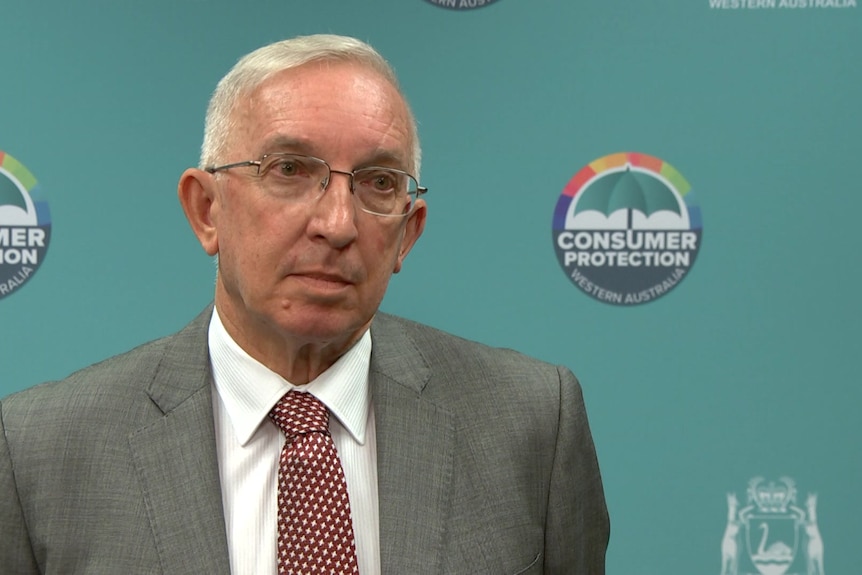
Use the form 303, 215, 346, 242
376, 175, 395, 190
276, 161, 300, 176
362, 172, 397, 192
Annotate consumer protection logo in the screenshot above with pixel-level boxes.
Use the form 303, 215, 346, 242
552, 152, 702, 305
423, 0, 500, 9
0, 150, 51, 299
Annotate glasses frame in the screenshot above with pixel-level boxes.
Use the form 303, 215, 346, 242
205, 153, 427, 218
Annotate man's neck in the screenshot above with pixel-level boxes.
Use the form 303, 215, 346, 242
213, 299, 370, 384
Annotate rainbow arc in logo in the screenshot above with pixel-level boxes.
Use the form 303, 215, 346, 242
552, 152, 701, 230
0, 151, 51, 225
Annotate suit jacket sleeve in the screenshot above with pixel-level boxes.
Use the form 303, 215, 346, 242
545, 366, 609, 574
0, 401, 40, 574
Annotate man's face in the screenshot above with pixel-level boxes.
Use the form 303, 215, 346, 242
190, 60, 425, 365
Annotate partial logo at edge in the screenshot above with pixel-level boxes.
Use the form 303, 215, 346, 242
0, 150, 51, 299
423, 0, 500, 10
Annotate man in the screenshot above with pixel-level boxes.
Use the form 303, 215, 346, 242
0, 35, 609, 574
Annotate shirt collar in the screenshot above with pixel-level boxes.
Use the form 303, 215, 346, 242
208, 308, 372, 447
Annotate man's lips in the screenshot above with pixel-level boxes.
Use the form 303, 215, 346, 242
289, 272, 356, 289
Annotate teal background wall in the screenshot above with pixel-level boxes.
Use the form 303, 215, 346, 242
2, 1, 859, 572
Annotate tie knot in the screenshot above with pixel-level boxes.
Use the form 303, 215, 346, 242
269, 391, 330, 438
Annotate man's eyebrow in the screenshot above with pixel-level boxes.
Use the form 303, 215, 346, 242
359, 149, 410, 170
261, 137, 411, 172
261, 136, 314, 154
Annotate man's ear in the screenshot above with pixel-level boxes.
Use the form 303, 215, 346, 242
393, 200, 427, 273
178, 168, 220, 256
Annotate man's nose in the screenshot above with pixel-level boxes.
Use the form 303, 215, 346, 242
307, 170, 359, 248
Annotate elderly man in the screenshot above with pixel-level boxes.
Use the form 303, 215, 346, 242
0, 35, 609, 574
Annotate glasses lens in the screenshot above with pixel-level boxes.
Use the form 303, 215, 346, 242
259, 154, 329, 200
353, 168, 418, 216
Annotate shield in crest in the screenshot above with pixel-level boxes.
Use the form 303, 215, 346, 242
744, 514, 799, 575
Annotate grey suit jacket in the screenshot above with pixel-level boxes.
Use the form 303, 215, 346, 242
1, 309, 609, 574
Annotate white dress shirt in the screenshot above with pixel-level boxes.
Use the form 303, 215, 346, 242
208, 309, 380, 575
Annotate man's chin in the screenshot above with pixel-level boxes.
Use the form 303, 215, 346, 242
271, 306, 371, 345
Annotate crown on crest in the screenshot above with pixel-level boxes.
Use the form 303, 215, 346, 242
746, 477, 796, 513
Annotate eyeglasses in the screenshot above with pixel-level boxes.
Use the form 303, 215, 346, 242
205, 153, 427, 217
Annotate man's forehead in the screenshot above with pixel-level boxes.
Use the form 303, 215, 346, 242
229, 62, 413, 166
245, 60, 405, 115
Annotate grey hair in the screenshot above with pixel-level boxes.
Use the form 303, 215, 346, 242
199, 34, 421, 179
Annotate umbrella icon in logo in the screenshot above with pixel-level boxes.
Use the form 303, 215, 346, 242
0, 172, 29, 212
575, 165, 681, 229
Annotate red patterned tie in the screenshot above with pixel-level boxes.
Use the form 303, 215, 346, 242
269, 391, 360, 574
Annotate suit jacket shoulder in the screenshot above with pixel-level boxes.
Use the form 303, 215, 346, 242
3, 308, 211, 421
373, 311, 565, 385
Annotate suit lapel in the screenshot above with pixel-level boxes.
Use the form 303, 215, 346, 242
128, 308, 231, 574
371, 314, 455, 574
